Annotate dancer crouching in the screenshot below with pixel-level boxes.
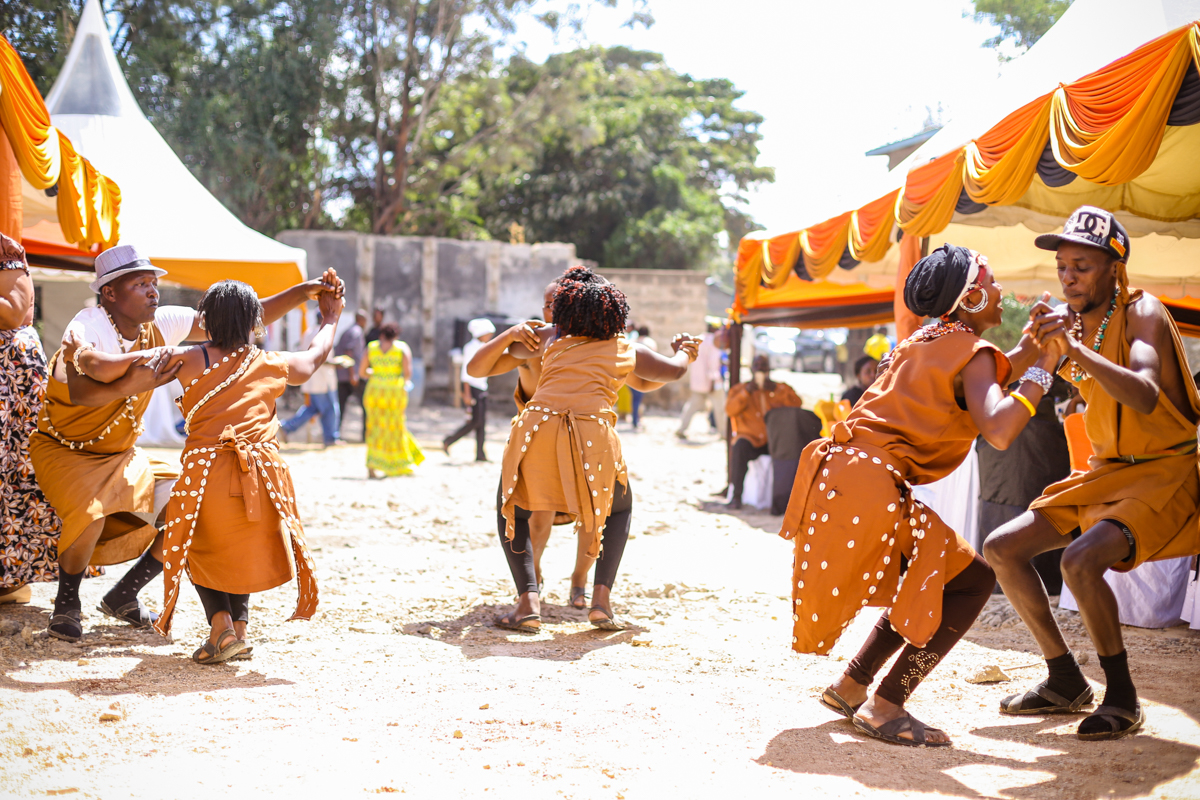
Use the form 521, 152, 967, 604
781, 244, 1056, 746
494, 267, 697, 632
152, 278, 343, 663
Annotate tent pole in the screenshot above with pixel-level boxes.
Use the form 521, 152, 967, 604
726, 321, 742, 491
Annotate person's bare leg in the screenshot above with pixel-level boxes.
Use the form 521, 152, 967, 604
570, 531, 595, 608
57, 518, 107, 575
209, 610, 235, 647
588, 584, 613, 624
1060, 522, 1129, 657
530, 521, 551, 591
983, 510, 1072, 658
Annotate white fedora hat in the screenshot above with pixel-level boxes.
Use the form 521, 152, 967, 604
90, 244, 167, 293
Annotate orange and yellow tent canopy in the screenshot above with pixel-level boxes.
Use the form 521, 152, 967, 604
735, 15, 1200, 331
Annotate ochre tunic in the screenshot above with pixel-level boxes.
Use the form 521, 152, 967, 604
725, 381, 804, 448
779, 328, 1010, 655
154, 347, 318, 636
1031, 289, 1200, 568
29, 324, 180, 566
500, 335, 635, 557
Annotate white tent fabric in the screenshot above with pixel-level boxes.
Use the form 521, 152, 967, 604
31, 0, 306, 279
1061, 557, 1192, 629
1182, 566, 1200, 630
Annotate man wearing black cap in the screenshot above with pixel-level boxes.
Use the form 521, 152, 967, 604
985, 206, 1200, 741
30, 243, 342, 642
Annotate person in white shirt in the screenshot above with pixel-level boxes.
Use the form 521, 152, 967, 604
443, 318, 495, 461
31, 243, 341, 642
676, 323, 727, 439
279, 316, 342, 446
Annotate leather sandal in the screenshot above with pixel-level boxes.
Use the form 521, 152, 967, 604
98, 598, 158, 629
1078, 704, 1145, 741
588, 606, 626, 631
1000, 682, 1094, 715
569, 587, 590, 610
48, 608, 83, 642
820, 687, 863, 719
852, 710, 951, 748
192, 629, 245, 665
495, 612, 540, 634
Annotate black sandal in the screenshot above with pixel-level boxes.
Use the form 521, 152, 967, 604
98, 598, 158, 629
569, 587, 589, 610
1000, 682, 1094, 715
1078, 704, 1144, 741
588, 606, 625, 631
47, 608, 83, 642
192, 629, 245, 665
820, 688, 863, 719
495, 612, 540, 634
852, 710, 952, 748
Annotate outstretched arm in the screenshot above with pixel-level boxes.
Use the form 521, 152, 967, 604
186, 267, 346, 341
962, 347, 1059, 450
283, 288, 345, 385
466, 321, 547, 377
632, 335, 699, 383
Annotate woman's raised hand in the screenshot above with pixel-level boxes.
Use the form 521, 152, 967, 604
671, 333, 701, 362
507, 319, 546, 350
319, 283, 345, 323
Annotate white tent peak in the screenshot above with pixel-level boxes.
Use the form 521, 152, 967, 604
39, 0, 307, 282
44, 0, 140, 119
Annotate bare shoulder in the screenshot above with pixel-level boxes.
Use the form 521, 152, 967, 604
1125, 292, 1172, 340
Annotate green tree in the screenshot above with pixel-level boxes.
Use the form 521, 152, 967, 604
476, 46, 773, 270
972, 0, 1074, 52
982, 293, 1034, 351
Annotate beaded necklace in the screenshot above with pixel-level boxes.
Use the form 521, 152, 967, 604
42, 308, 153, 450
1068, 287, 1119, 383
103, 306, 150, 354
906, 320, 974, 345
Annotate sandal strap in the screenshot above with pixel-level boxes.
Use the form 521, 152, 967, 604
1090, 704, 1140, 728
876, 712, 942, 745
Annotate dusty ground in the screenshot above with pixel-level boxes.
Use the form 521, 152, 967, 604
2, 403, 1200, 800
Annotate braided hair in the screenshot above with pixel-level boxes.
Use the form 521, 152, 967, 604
552, 265, 629, 340
198, 280, 263, 350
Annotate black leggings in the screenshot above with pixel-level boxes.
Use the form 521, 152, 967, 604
845, 553, 995, 705
194, 584, 250, 626
497, 481, 632, 595
731, 438, 770, 500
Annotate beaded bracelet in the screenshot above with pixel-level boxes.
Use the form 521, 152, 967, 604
72, 342, 96, 377
1020, 365, 1054, 395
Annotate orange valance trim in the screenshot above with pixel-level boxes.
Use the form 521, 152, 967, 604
735, 20, 1200, 316
0, 34, 121, 247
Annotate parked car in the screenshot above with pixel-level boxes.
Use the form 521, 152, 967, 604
793, 329, 839, 374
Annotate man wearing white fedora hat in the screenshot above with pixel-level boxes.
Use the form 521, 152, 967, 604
29, 243, 343, 642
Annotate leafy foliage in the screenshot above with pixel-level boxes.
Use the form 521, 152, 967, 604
972, 0, 1074, 52
7, 2, 771, 267
982, 292, 1034, 352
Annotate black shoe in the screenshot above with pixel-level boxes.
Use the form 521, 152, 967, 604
728, 498, 743, 510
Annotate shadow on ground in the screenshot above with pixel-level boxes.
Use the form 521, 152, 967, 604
760, 716, 1200, 798
398, 602, 645, 662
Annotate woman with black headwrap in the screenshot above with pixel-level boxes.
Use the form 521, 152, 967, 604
777, 243, 1058, 747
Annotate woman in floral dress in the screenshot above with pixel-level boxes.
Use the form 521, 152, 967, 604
0, 233, 63, 603
360, 323, 424, 478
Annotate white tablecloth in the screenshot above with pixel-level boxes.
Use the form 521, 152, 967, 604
1061, 557, 1191, 629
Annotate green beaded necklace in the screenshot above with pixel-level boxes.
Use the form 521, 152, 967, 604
1068, 286, 1119, 383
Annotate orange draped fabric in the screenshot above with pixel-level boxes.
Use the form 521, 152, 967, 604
0, 127, 21, 240
0, 34, 121, 249
734, 21, 1200, 321
893, 234, 924, 340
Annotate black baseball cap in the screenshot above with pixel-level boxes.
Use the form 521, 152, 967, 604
1034, 205, 1129, 262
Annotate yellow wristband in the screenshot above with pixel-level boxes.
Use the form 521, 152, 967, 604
1011, 390, 1037, 418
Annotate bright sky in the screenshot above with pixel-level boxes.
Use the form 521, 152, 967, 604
513, 0, 1012, 234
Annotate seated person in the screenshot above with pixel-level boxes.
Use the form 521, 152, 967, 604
841, 355, 878, 407
725, 355, 804, 509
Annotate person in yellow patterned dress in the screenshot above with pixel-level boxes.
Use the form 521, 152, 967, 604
360, 323, 424, 478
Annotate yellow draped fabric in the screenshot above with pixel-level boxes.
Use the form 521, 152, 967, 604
735, 21, 1200, 321
0, 34, 120, 247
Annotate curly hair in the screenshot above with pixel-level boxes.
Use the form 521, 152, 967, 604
552, 266, 629, 340
198, 280, 263, 350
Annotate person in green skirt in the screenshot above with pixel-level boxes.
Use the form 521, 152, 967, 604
359, 323, 424, 478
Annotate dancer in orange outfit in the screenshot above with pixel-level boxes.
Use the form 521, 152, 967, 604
492, 267, 697, 632
782, 244, 1056, 747
150, 278, 343, 663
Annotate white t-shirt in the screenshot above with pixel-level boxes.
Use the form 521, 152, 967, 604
689, 332, 724, 393
461, 337, 488, 391
64, 305, 195, 353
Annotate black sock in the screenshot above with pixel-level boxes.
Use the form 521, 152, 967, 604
55, 567, 86, 613
1097, 650, 1138, 712
1045, 651, 1088, 698
103, 549, 163, 609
